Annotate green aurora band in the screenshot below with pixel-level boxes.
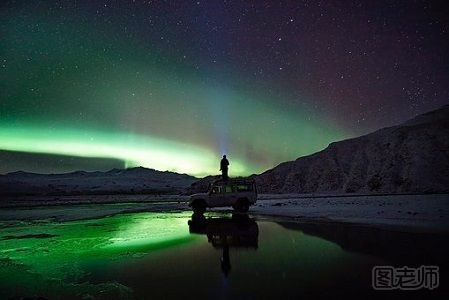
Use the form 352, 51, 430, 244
0, 4, 349, 176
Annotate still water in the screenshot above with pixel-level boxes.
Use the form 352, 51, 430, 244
0, 211, 447, 299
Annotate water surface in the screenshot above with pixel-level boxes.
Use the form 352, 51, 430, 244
0, 211, 447, 299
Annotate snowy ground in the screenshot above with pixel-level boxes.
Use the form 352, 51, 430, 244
0, 194, 188, 208
1, 193, 448, 232
252, 193, 449, 233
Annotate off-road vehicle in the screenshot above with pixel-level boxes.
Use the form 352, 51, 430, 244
189, 179, 257, 214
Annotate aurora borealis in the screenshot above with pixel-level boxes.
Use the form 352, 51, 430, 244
1, 1, 448, 176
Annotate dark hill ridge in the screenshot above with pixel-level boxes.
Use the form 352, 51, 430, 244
254, 105, 449, 194
2, 105, 448, 196
0, 167, 197, 196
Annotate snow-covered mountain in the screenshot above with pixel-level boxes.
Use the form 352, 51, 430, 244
3, 106, 448, 197
0, 167, 197, 196
254, 105, 449, 194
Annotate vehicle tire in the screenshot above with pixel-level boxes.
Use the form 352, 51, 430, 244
234, 199, 249, 213
192, 200, 206, 214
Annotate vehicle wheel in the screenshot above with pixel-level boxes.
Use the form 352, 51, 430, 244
234, 199, 249, 213
192, 200, 206, 214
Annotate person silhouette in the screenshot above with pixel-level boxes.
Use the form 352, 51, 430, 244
221, 244, 231, 277
220, 155, 229, 180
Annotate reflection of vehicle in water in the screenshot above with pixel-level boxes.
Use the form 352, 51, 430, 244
189, 179, 258, 214
188, 214, 259, 276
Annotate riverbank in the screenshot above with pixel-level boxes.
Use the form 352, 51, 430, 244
1, 193, 448, 233
252, 193, 449, 233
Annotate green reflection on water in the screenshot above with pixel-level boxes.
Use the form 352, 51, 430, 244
0, 211, 383, 299
0, 211, 198, 299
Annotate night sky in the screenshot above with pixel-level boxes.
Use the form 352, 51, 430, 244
1, 1, 448, 176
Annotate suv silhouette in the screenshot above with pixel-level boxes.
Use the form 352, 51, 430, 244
189, 179, 258, 214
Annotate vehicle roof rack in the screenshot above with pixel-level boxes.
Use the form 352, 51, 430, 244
212, 178, 255, 185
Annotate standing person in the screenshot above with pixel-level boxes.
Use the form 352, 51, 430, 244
220, 155, 229, 180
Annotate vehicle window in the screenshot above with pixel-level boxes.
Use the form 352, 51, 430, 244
236, 185, 252, 192
224, 185, 233, 193
211, 186, 221, 194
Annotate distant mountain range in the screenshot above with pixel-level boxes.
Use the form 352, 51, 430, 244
2, 106, 448, 197
254, 105, 449, 194
0, 167, 197, 196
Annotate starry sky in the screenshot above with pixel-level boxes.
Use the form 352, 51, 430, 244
1, 0, 448, 176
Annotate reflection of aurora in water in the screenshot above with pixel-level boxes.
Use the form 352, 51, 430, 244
107, 212, 195, 249
3, 210, 442, 299
0, 212, 198, 299
0, 210, 350, 299
0, 210, 344, 299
